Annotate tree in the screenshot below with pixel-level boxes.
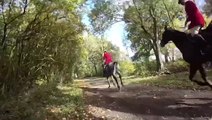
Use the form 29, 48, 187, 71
73, 33, 123, 77
204, 0, 212, 16
0, 0, 85, 96
88, 0, 122, 35
123, 0, 182, 71
87, 0, 183, 72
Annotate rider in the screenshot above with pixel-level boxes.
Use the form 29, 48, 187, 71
178, 0, 206, 46
103, 51, 113, 75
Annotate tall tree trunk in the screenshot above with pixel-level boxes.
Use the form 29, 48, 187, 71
165, 54, 169, 63
164, 50, 169, 63
94, 64, 98, 75
171, 48, 175, 61
149, 5, 164, 72
153, 40, 164, 71
2, 24, 8, 49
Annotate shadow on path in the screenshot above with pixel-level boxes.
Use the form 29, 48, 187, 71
82, 78, 212, 120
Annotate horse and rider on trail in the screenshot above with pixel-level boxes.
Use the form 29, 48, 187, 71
160, 0, 212, 88
178, 0, 211, 54
102, 51, 123, 90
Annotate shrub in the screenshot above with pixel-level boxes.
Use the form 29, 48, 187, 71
0, 82, 85, 120
134, 61, 157, 77
165, 59, 189, 73
119, 60, 135, 76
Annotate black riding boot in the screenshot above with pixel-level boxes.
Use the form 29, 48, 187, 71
103, 64, 109, 77
103, 68, 106, 77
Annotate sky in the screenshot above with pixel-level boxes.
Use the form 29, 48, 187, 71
82, 0, 205, 57
104, 22, 134, 57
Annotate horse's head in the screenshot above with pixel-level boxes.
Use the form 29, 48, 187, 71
160, 26, 173, 47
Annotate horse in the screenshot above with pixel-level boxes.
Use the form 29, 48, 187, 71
103, 62, 124, 90
160, 26, 212, 88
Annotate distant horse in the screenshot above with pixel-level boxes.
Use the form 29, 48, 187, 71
160, 25, 212, 88
103, 62, 124, 90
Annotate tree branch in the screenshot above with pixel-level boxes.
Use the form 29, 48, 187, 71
132, 0, 154, 40
7, 0, 28, 25
162, 0, 174, 27
1, 0, 29, 48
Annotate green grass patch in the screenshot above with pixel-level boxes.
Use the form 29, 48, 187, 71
0, 81, 86, 120
124, 70, 212, 90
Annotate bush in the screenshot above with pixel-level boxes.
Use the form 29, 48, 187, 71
134, 61, 157, 77
165, 59, 189, 73
119, 60, 135, 76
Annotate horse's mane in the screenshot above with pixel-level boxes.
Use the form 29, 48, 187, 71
167, 28, 187, 37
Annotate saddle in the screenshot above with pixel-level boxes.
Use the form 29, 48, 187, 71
186, 22, 212, 54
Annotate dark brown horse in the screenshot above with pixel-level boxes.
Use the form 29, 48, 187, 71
160, 25, 212, 88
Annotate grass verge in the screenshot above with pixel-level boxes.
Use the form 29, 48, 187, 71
124, 70, 212, 90
0, 81, 86, 120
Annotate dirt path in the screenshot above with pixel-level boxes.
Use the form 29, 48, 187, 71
80, 78, 212, 120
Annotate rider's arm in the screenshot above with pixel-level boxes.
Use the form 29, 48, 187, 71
184, 1, 197, 27
103, 53, 106, 64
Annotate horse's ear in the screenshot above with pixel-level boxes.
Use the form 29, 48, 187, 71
164, 25, 168, 30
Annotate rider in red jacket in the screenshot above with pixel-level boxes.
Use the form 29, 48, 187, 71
184, 0, 205, 30
179, 0, 205, 40
102, 51, 113, 76
178, 0, 207, 54
103, 51, 113, 66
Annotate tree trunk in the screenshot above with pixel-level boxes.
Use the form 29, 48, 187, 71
164, 51, 169, 63
94, 64, 98, 75
153, 40, 164, 72
171, 48, 175, 61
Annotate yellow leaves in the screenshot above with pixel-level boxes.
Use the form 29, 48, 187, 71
120, 60, 136, 75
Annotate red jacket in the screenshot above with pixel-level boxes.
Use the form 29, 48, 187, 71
185, 1, 205, 29
103, 52, 113, 65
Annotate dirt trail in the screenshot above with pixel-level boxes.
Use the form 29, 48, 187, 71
80, 78, 212, 120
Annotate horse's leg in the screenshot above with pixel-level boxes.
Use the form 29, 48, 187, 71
112, 74, 120, 90
113, 62, 123, 86
190, 64, 208, 86
116, 71, 124, 86
199, 65, 208, 83
110, 76, 116, 87
199, 65, 212, 87
189, 64, 197, 81
106, 76, 111, 88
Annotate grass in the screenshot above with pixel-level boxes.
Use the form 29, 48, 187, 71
0, 81, 86, 120
124, 70, 212, 90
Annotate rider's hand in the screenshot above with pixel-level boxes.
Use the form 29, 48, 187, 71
183, 26, 188, 32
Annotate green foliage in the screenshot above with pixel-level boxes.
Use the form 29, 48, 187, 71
165, 59, 189, 73
88, 0, 121, 34
0, 0, 85, 96
119, 60, 135, 76
0, 82, 85, 120
73, 34, 123, 78
124, 0, 182, 71
204, 0, 212, 16
134, 60, 158, 77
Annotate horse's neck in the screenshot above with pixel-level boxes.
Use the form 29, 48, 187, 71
171, 31, 187, 52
